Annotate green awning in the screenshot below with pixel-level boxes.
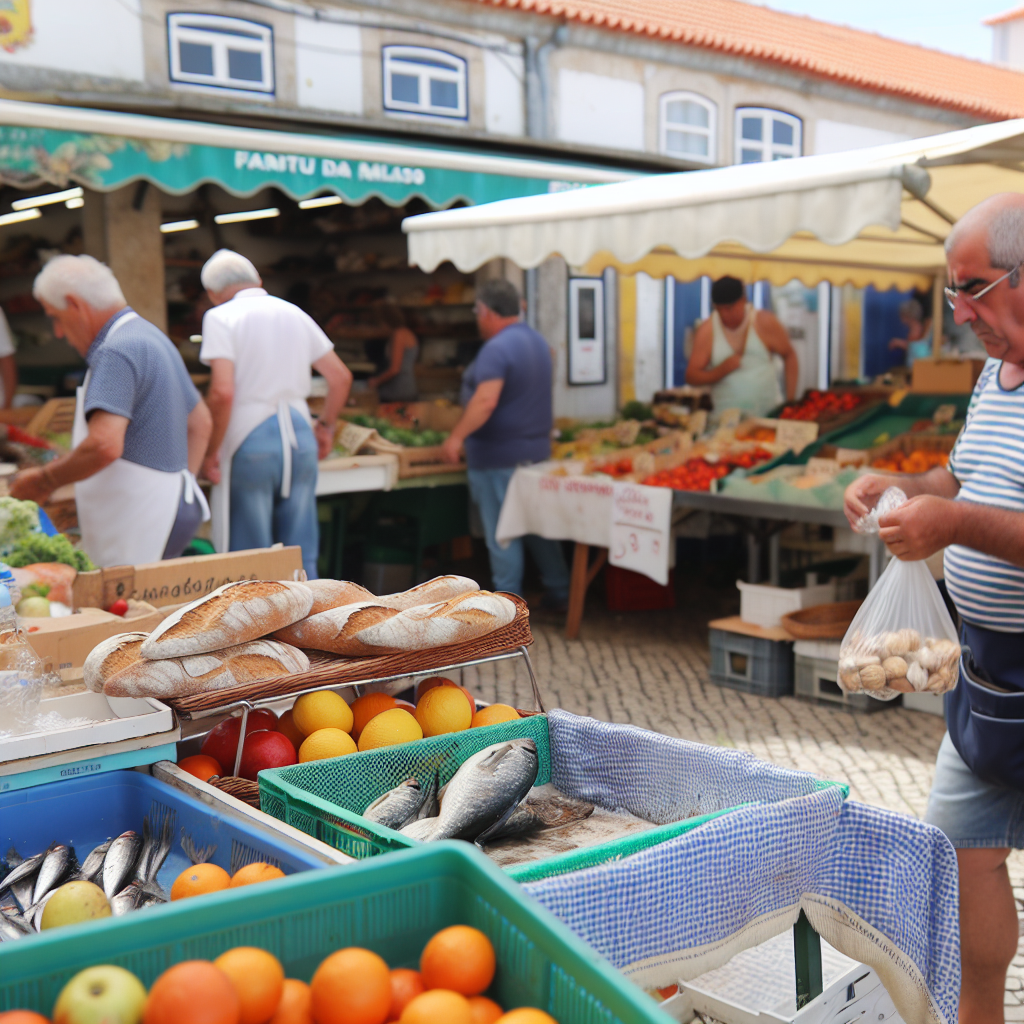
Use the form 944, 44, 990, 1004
0, 99, 638, 209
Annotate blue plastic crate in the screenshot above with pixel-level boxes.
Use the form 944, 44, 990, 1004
0, 769, 334, 899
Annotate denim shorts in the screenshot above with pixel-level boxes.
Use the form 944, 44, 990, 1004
925, 732, 1024, 849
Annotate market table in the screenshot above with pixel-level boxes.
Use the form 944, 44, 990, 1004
315, 453, 399, 495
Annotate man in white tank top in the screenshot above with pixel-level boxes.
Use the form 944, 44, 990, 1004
685, 276, 798, 417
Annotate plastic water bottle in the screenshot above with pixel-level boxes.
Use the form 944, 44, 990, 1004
0, 586, 43, 733
0, 562, 20, 611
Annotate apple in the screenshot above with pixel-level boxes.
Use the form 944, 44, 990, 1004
41, 881, 111, 931
52, 965, 147, 1024
200, 709, 279, 770
238, 729, 297, 781
16, 596, 50, 618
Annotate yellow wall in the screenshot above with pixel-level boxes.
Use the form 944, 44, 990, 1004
618, 273, 636, 403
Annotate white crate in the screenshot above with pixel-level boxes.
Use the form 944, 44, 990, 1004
903, 691, 945, 716
736, 580, 836, 629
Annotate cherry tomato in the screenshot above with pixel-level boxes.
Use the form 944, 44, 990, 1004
109, 598, 129, 616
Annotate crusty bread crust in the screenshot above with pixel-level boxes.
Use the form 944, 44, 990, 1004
141, 580, 313, 659
306, 579, 374, 615
103, 639, 309, 698
83, 632, 149, 693
376, 575, 479, 610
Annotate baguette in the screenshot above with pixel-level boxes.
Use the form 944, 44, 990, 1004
103, 639, 310, 699
140, 580, 313, 660
306, 579, 374, 615
376, 575, 479, 610
276, 590, 515, 656
84, 632, 149, 693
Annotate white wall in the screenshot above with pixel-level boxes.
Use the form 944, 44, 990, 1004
993, 20, 1024, 68
295, 18, 363, 115
2, 0, 144, 80
634, 272, 664, 402
484, 50, 524, 136
557, 69, 644, 151
813, 119, 911, 155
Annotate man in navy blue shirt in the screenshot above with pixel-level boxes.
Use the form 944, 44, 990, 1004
442, 279, 569, 608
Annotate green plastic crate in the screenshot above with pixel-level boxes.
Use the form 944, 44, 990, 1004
258, 714, 825, 883
0, 842, 672, 1023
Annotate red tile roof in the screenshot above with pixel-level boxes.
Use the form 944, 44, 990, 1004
984, 6, 1024, 26
474, 0, 1024, 120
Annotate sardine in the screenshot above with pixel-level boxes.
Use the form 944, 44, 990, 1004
102, 831, 142, 899
425, 739, 539, 845
480, 791, 595, 844
110, 882, 142, 916
0, 904, 32, 935
363, 778, 429, 831
77, 838, 113, 884
32, 844, 74, 904
26, 888, 57, 931
9, 872, 36, 913
132, 817, 156, 885
0, 848, 46, 899
0, 914, 24, 941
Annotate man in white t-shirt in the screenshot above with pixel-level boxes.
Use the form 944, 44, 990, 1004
198, 249, 352, 577
0, 307, 19, 408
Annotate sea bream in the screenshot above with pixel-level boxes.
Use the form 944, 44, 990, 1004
0, 848, 46, 906
362, 776, 437, 832
102, 831, 142, 899
32, 844, 75, 904
76, 838, 113, 884
403, 739, 539, 845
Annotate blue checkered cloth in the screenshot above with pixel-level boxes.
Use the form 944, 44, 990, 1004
524, 711, 959, 1023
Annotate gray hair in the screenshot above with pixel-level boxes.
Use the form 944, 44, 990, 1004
946, 205, 1024, 287
200, 248, 260, 293
33, 254, 126, 311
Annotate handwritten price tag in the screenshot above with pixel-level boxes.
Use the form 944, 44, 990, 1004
774, 419, 819, 453
608, 482, 672, 586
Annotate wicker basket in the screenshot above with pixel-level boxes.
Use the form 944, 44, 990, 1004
209, 775, 261, 808
781, 600, 862, 640
168, 593, 533, 717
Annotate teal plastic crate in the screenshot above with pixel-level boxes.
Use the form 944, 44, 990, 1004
0, 842, 673, 1024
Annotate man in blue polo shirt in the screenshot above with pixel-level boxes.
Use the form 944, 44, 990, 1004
442, 279, 568, 608
11, 255, 211, 567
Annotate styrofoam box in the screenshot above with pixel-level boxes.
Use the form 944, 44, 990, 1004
903, 691, 945, 716
736, 580, 836, 628
0, 691, 175, 763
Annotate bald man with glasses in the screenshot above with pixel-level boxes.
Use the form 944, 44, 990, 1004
845, 192, 1024, 1020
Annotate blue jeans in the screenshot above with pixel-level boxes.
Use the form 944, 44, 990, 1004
467, 466, 569, 602
230, 410, 320, 579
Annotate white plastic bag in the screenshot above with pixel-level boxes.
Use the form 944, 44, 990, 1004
838, 487, 960, 700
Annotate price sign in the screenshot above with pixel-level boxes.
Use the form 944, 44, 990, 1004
608, 482, 672, 585
718, 408, 743, 429
774, 419, 819, 453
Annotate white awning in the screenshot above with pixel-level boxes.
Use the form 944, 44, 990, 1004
403, 118, 1024, 288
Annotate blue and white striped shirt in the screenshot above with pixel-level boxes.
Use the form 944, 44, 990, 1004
945, 359, 1024, 632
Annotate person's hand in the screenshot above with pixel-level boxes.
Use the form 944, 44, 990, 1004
878, 494, 955, 561
200, 452, 220, 485
843, 473, 895, 528
441, 435, 463, 465
9, 467, 53, 504
314, 421, 335, 460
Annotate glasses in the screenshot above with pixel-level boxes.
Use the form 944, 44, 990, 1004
945, 263, 1023, 310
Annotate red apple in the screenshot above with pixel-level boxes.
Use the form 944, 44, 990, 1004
200, 710, 279, 770
238, 730, 297, 781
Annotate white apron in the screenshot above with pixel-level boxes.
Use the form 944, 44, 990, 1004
73, 311, 209, 567
209, 396, 311, 554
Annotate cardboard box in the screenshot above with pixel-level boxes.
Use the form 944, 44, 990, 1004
26, 602, 167, 680
72, 545, 304, 611
911, 357, 986, 394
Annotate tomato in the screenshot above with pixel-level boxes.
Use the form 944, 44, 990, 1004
109, 598, 129, 616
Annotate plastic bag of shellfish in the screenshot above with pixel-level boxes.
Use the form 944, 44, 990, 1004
838, 486, 961, 700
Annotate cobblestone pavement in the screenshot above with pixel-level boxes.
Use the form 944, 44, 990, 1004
462, 602, 1024, 1013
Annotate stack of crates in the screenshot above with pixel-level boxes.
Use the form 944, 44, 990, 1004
793, 639, 899, 713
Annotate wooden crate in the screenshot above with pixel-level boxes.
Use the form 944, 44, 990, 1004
396, 444, 466, 478
26, 398, 76, 437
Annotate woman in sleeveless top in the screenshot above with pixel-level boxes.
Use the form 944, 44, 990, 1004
369, 301, 419, 402
685, 276, 798, 417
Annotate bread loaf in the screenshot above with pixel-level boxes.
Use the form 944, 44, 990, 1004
84, 632, 149, 693
140, 580, 313, 660
306, 579, 374, 615
103, 639, 310, 699
376, 575, 479, 610
277, 591, 515, 656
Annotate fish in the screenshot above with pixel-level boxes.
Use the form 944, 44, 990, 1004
480, 791, 595, 845
416, 773, 439, 821
0, 905, 32, 936
0, 848, 46, 900
363, 778, 431, 831
146, 813, 175, 884
110, 882, 142, 916
399, 816, 440, 842
136, 880, 168, 909
423, 739, 539, 845
26, 888, 57, 931
32, 844, 74, 904
77, 838, 113, 884
102, 831, 142, 900
0, 914, 24, 941
132, 818, 156, 885
180, 832, 216, 866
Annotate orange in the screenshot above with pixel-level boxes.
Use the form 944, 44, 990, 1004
214, 947, 284, 1024
310, 948, 391, 1024
414, 687, 472, 738
471, 705, 519, 729
0, 1014, 51, 1024
277, 710, 305, 750
358, 709, 422, 752
171, 863, 231, 901
179, 754, 224, 782
350, 693, 398, 740
143, 960, 241, 1024
387, 969, 424, 1021
415, 676, 451, 700
419, 926, 495, 997
495, 1011, 557, 1024
269, 980, 312, 1024
299, 728, 357, 763
399, 991, 471, 1024
468, 996, 504, 1024
230, 862, 285, 888
292, 691, 353, 736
